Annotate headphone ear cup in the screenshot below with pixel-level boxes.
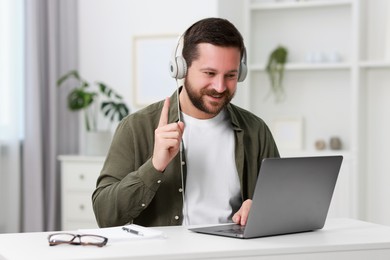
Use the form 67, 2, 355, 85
169, 58, 178, 78
238, 61, 247, 82
169, 35, 187, 79
171, 56, 187, 79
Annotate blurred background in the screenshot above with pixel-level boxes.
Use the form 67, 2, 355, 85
0, 0, 389, 233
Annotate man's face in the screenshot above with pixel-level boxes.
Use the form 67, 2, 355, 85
181, 43, 241, 119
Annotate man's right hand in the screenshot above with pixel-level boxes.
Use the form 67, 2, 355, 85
152, 97, 185, 172
232, 199, 252, 226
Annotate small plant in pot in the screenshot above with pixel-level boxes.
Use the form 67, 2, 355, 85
57, 70, 130, 155
265, 45, 288, 102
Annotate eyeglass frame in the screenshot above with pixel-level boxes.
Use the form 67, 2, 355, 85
47, 232, 108, 247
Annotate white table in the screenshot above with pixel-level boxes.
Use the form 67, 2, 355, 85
1, 219, 390, 260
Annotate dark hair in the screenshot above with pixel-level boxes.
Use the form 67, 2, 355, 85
182, 17, 245, 68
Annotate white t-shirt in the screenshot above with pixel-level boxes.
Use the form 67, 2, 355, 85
181, 109, 241, 225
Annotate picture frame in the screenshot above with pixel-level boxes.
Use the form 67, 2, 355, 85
132, 34, 179, 107
272, 117, 304, 151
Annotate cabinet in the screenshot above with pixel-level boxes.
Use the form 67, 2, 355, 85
58, 155, 105, 230
242, 0, 390, 224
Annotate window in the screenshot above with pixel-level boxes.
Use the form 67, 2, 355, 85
0, 0, 24, 233
0, 0, 24, 140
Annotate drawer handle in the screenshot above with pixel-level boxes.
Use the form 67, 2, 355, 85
79, 174, 85, 180
79, 204, 85, 211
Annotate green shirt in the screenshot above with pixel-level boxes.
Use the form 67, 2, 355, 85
92, 89, 279, 227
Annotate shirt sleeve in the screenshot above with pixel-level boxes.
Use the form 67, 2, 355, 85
92, 117, 164, 228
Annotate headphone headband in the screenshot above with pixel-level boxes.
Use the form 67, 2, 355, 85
169, 36, 247, 82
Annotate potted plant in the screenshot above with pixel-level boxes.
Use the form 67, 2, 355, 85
57, 70, 130, 155
265, 46, 288, 102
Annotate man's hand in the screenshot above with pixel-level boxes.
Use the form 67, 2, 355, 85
232, 199, 252, 226
152, 98, 185, 172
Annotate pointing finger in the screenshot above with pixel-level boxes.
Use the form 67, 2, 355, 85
158, 98, 170, 127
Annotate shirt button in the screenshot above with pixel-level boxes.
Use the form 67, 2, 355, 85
157, 180, 162, 184
181, 161, 185, 165
178, 188, 183, 192
141, 203, 146, 207
174, 216, 179, 220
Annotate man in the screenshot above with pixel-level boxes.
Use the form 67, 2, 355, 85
92, 17, 279, 228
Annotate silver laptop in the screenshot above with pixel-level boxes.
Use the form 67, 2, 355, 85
189, 155, 343, 239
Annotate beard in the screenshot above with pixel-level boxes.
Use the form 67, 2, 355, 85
185, 81, 235, 116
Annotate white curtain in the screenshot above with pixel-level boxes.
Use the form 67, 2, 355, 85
0, 0, 24, 233
0, 0, 79, 233
23, 0, 79, 232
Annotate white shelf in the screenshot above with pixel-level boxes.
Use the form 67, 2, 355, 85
250, 62, 351, 71
245, 0, 390, 226
359, 61, 390, 69
250, 0, 353, 10
244, 0, 359, 220
281, 150, 352, 158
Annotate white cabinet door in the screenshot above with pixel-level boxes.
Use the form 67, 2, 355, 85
59, 155, 105, 231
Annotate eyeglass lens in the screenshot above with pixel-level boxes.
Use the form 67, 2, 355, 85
48, 233, 108, 247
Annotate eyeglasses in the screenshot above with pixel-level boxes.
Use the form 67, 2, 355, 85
48, 233, 108, 247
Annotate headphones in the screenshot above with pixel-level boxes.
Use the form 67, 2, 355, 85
169, 35, 248, 82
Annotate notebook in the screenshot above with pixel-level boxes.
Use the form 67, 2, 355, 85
189, 155, 343, 239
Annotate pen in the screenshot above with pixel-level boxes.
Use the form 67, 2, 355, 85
122, 226, 144, 236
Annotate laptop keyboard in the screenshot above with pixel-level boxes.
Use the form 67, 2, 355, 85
217, 224, 245, 235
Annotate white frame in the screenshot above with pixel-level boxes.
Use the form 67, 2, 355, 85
132, 34, 179, 107
272, 117, 304, 151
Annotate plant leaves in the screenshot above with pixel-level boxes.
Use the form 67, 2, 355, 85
57, 70, 80, 86
58, 70, 130, 130
101, 101, 129, 122
97, 82, 123, 100
265, 46, 288, 102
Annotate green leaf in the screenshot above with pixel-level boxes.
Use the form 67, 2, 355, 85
97, 82, 107, 93
57, 70, 80, 86
68, 89, 96, 111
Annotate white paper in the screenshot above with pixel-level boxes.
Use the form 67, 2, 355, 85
78, 224, 166, 242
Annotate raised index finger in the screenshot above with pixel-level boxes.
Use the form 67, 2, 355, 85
158, 97, 170, 127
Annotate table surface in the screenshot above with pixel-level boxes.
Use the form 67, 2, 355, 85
1, 218, 390, 260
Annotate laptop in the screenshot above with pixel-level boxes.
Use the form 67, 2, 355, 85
189, 155, 343, 239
